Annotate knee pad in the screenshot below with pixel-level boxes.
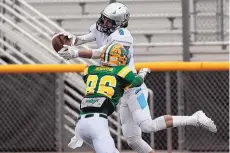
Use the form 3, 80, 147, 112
126, 135, 153, 153
140, 116, 166, 133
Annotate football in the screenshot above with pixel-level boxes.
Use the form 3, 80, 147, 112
51, 33, 72, 52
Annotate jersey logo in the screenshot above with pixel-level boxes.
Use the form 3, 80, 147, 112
81, 97, 106, 109
135, 87, 141, 94
119, 29, 124, 35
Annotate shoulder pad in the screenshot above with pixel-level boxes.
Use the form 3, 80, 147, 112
110, 28, 133, 44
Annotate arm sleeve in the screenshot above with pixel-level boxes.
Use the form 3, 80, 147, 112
91, 45, 106, 59
74, 32, 96, 46
122, 72, 144, 89
117, 66, 143, 89
74, 24, 96, 46
128, 75, 144, 88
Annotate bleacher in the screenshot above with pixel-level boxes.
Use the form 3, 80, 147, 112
25, 0, 229, 61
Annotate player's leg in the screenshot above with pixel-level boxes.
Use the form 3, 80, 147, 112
92, 127, 118, 153
120, 95, 155, 153
164, 110, 217, 132
77, 114, 119, 153
91, 115, 118, 153
128, 85, 217, 133
126, 84, 161, 133
68, 121, 84, 149
75, 117, 94, 149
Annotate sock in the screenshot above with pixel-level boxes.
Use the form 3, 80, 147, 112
172, 116, 197, 127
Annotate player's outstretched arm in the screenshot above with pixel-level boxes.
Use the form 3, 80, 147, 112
124, 68, 151, 89
58, 32, 95, 46
58, 45, 105, 60
131, 68, 151, 87
129, 68, 150, 87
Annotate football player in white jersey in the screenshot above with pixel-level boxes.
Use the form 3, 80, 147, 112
56, 3, 217, 153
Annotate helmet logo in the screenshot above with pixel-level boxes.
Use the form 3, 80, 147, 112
112, 10, 116, 14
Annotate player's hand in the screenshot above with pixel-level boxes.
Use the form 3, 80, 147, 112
138, 68, 151, 79
57, 32, 76, 45
58, 45, 79, 60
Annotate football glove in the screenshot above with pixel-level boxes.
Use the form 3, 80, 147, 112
138, 68, 151, 79
58, 45, 79, 60
57, 32, 76, 46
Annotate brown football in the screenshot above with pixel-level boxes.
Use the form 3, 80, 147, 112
51, 33, 72, 52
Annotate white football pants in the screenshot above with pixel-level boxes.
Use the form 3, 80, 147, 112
120, 83, 153, 152
76, 113, 120, 153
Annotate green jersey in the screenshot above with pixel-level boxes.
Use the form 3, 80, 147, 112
80, 65, 143, 116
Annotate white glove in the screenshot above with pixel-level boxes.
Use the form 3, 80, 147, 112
57, 32, 76, 46
138, 68, 151, 79
58, 45, 79, 60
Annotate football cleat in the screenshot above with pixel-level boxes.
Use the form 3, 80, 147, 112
192, 110, 217, 133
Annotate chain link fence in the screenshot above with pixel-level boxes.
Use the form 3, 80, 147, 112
183, 71, 229, 151
0, 71, 228, 152
191, 0, 229, 42
131, 71, 229, 152
0, 73, 63, 151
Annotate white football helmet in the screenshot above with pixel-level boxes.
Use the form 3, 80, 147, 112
96, 3, 130, 34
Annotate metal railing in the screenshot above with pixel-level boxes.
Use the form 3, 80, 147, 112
34, 12, 226, 19
26, 0, 180, 3
1, 0, 96, 65
0, 0, 98, 145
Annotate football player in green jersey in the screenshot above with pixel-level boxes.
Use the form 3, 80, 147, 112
72, 43, 149, 153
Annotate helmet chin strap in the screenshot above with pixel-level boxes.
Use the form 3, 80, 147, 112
106, 25, 121, 35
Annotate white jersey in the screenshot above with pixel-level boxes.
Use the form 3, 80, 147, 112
89, 24, 136, 73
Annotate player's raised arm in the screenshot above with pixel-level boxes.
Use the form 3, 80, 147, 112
56, 23, 97, 46
57, 44, 105, 60
122, 68, 150, 89
57, 37, 132, 60
54, 32, 95, 47
53, 23, 104, 60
